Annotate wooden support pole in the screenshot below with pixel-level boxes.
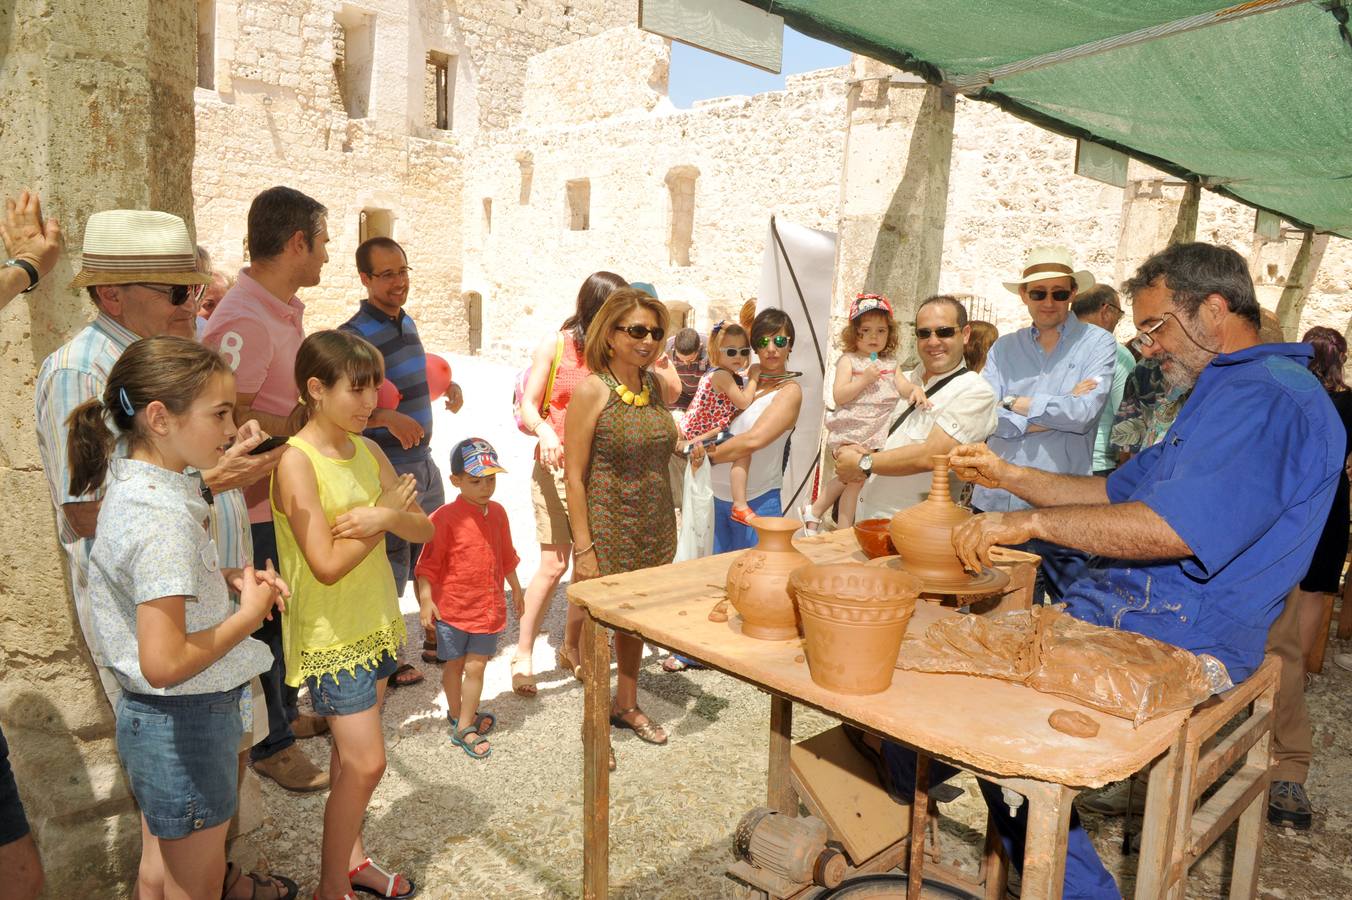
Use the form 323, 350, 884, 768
767, 694, 797, 815
1017, 781, 1074, 900
1167, 182, 1201, 246
582, 613, 611, 900
905, 754, 931, 900
1275, 229, 1330, 340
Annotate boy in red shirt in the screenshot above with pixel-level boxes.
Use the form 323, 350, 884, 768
416, 438, 522, 759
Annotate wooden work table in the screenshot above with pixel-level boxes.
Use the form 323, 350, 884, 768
567, 529, 1192, 899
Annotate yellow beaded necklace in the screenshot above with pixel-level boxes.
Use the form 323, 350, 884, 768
608, 368, 651, 407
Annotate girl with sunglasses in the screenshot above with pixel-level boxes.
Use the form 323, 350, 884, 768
802, 295, 927, 534
679, 321, 762, 524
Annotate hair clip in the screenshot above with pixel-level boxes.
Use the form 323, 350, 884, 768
117, 386, 135, 417
297, 395, 307, 405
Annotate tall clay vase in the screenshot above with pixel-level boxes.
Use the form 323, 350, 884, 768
790, 563, 922, 695
888, 454, 972, 585
725, 517, 810, 640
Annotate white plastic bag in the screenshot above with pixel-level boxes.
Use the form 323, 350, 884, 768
674, 457, 714, 562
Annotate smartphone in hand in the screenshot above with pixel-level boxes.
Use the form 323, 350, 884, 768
248, 435, 289, 455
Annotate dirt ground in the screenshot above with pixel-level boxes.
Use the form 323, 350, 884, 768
233, 356, 1352, 898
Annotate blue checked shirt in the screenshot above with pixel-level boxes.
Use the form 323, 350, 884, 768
973, 314, 1119, 512
36, 314, 251, 664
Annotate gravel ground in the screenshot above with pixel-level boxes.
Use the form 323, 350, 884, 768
236, 355, 1352, 899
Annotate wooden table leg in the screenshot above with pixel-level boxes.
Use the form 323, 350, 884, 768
1338, 571, 1352, 640
582, 612, 611, 900
767, 694, 796, 815
907, 754, 931, 900
1016, 780, 1073, 900
1135, 729, 1186, 899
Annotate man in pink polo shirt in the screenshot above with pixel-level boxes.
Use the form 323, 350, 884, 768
203, 185, 331, 793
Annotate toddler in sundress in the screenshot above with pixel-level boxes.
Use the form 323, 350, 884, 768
803, 294, 927, 532
681, 321, 761, 524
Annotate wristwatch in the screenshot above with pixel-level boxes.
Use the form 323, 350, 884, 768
859, 453, 874, 478
1001, 395, 1018, 411
4, 258, 39, 293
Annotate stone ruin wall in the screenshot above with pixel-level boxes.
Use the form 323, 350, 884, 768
192, 0, 635, 348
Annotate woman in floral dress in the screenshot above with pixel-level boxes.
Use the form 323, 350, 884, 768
565, 288, 680, 768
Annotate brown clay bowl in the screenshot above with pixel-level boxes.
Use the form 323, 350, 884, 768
852, 518, 897, 559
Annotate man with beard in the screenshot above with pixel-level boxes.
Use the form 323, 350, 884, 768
883, 243, 1342, 898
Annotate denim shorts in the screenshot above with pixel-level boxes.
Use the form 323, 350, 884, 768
115, 687, 244, 840
304, 652, 397, 717
435, 620, 502, 661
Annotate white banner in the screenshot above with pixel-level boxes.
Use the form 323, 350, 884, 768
757, 216, 837, 514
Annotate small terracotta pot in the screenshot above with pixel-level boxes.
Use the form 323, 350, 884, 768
789, 563, 922, 695
888, 455, 971, 583
852, 518, 896, 559
725, 517, 810, 640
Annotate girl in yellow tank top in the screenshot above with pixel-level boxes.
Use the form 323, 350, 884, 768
270, 330, 433, 900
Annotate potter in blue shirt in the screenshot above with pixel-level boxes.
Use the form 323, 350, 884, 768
932, 243, 1342, 898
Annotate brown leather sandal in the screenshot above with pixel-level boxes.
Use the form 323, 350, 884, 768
610, 706, 667, 745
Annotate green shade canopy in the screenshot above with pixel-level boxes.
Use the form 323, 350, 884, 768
745, 1, 1352, 238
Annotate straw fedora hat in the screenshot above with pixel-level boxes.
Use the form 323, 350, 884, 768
1002, 246, 1095, 295
69, 210, 211, 290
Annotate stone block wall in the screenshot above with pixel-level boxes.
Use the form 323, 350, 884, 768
0, 2, 200, 895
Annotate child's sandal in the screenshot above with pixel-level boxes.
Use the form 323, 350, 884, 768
797, 504, 821, 535
447, 710, 495, 736
348, 857, 418, 898
451, 724, 491, 760
730, 506, 758, 526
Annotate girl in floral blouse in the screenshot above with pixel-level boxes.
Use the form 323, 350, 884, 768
68, 336, 286, 899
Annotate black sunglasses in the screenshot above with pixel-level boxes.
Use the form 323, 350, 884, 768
754, 335, 791, 349
614, 324, 665, 341
1027, 288, 1073, 302
137, 283, 205, 306
914, 326, 959, 340
720, 347, 751, 358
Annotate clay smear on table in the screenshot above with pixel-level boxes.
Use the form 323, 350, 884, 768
724, 517, 809, 640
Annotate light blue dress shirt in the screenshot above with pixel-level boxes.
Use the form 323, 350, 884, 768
973, 313, 1118, 512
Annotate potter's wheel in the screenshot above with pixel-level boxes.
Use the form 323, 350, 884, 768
865, 555, 1011, 597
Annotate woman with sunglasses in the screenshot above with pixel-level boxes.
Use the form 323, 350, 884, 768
679, 322, 760, 523
692, 309, 804, 553
564, 288, 681, 768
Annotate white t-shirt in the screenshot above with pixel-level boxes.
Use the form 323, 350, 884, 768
710, 388, 795, 503
857, 364, 998, 520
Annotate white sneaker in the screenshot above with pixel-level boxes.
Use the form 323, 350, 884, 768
1334, 652, 1352, 672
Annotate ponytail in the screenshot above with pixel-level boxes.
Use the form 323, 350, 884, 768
64, 336, 232, 496
67, 398, 120, 497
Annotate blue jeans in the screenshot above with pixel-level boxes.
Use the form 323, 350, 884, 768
384, 455, 445, 597
712, 489, 782, 553
881, 743, 1120, 899
249, 521, 298, 763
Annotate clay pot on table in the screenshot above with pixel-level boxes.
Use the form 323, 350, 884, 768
788, 563, 923, 695
852, 518, 896, 559
725, 517, 810, 640
888, 454, 973, 587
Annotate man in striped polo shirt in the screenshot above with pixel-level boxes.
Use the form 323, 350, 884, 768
340, 237, 462, 685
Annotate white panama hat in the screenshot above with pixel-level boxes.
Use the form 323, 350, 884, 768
1002, 246, 1096, 295
69, 210, 210, 290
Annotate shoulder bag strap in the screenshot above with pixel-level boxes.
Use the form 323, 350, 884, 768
540, 333, 565, 418
887, 367, 968, 438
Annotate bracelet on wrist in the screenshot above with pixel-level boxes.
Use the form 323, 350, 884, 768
574, 542, 595, 556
